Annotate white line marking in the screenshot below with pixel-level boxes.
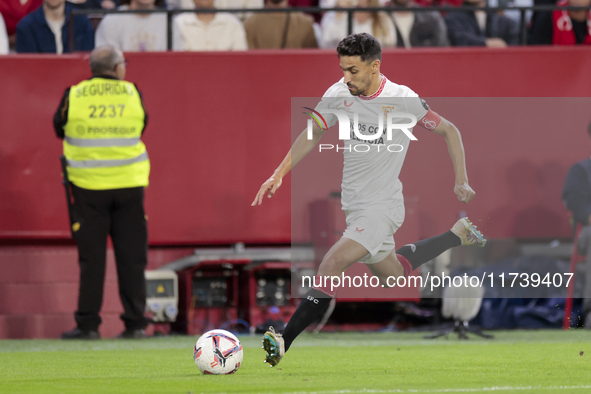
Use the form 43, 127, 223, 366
278, 385, 591, 394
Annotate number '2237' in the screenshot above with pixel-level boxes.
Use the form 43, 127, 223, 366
88, 104, 125, 118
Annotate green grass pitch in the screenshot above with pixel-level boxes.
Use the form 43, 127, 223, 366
1, 330, 591, 393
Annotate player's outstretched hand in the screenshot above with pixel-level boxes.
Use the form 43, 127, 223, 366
252, 176, 283, 206
454, 182, 475, 204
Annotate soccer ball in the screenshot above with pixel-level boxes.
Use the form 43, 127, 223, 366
193, 329, 243, 375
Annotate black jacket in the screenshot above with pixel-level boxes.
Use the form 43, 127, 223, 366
393, 9, 450, 47
445, 9, 519, 46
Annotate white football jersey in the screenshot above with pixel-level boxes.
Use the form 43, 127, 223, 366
314, 75, 430, 211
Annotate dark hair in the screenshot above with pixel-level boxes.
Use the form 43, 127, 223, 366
336, 33, 382, 63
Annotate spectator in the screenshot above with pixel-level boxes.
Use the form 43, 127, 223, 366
0, 0, 42, 48
288, 0, 321, 40
55, 45, 151, 340
409, 0, 462, 6
527, 0, 555, 44
445, 0, 519, 46
320, 0, 395, 49
16, 0, 94, 53
388, 0, 449, 47
320, 0, 388, 7
215, 0, 263, 9
167, 0, 195, 8
95, 0, 167, 51
215, 0, 264, 21
68, 0, 121, 9
289, 0, 321, 23
173, 0, 247, 50
0, 14, 8, 54
562, 122, 591, 329
244, 0, 318, 48
529, 0, 591, 45
487, 0, 533, 26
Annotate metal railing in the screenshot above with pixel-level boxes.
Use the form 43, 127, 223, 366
70, 5, 591, 50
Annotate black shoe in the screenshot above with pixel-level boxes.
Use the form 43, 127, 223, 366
116, 329, 147, 339
61, 327, 100, 340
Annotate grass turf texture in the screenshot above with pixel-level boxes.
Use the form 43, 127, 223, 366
1, 330, 591, 394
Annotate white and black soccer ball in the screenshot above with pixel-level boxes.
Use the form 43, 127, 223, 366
193, 329, 243, 375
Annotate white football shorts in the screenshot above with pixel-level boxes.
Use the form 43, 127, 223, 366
341, 206, 405, 265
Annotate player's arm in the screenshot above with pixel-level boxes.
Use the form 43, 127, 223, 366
251, 123, 326, 206
431, 117, 475, 204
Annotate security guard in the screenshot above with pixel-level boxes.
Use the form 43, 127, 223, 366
54, 45, 150, 339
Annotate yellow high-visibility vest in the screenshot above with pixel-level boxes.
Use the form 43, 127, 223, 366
63, 78, 150, 190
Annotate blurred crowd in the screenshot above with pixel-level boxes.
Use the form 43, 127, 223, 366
0, 0, 589, 54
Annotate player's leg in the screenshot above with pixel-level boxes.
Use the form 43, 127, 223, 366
366, 217, 487, 287
366, 250, 406, 287
396, 217, 486, 272
264, 209, 396, 366
263, 237, 369, 366
283, 237, 368, 346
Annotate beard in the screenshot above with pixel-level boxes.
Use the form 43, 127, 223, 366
347, 84, 361, 96
347, 77, 370, 96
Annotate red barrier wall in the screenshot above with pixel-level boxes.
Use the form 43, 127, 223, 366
1, 47, 590, 245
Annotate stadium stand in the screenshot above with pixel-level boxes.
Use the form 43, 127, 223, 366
173, 0, 248, 51
244, 0, 318, 48
16, 0, 94, 54
1, 48, 590, 337
0, 14, 8, 54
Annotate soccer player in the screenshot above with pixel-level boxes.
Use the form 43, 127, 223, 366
251, 32, 486, 367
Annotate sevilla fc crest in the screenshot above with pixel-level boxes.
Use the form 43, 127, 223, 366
382, 105, 395, 122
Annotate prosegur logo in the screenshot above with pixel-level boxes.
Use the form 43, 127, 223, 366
303, 107, 418, 153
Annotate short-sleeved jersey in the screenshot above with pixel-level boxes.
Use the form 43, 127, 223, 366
314, 75, 429, 211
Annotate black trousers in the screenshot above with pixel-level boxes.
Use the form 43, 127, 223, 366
71, 184, 148, 331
